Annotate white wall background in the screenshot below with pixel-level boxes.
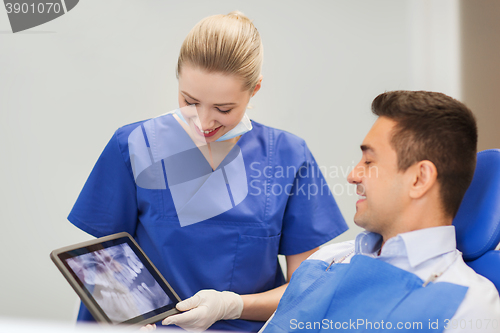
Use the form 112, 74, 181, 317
0, 0, 462, 324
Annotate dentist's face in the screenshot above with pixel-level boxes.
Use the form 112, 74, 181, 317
347, 117, 408, 237
177, 64, 260, 143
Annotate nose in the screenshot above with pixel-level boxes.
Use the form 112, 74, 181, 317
196, 106, 216, 130
348, 162, 363, 184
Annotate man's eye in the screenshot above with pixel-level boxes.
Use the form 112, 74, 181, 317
364, 161, 372, 165
184, 99, 196, 106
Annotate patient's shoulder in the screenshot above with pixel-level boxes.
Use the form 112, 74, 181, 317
308, 240, 355, 263
443, 256, 500, 330
444, 255, 499, 295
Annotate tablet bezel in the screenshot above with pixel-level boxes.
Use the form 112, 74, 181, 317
50, 232, 181, 326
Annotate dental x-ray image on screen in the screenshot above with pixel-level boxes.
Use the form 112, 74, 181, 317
65, 243, 172, 323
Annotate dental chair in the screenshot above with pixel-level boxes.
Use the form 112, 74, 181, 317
453, 149, 500, 293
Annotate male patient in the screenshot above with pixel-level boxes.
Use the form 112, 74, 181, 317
262, 91, 500, 333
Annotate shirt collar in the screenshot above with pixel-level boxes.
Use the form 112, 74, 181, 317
398, 225, 456, 267
354, 226, 457, 267
355, 231, 383, 255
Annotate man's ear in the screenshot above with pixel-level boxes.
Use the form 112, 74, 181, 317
251, 75, 263, 97
408, 160, 438, 199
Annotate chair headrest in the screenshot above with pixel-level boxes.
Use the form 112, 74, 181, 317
453, 149, 500, 261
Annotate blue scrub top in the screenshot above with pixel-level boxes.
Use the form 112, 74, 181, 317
68, 116, 348, 332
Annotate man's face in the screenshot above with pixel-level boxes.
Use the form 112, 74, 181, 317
347, 117, 410, 237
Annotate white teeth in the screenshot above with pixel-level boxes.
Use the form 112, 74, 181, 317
358, 194, 366, 199
197, 126, 219, 134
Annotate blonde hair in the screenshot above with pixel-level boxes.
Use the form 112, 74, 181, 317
176, 11, 263, 92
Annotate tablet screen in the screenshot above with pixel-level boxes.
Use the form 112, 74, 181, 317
56, 236, 178, 324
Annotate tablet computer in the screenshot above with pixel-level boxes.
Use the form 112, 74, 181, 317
51, 232, 181, 326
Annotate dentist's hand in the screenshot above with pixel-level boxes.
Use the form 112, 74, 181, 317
162, 289, 244, 332
139, 324, 156, 331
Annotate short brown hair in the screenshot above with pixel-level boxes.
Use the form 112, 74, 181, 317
372, 90, 477, 218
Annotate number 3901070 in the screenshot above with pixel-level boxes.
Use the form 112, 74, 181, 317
5, 3, 62, 14
444, 319, 498, 330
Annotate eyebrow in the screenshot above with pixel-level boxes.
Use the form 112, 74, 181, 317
181, 91, 199, 102
360, 144, 376, 154
181, 91, 237, 106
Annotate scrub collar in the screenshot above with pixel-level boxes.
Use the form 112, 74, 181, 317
173, 108, 252, 142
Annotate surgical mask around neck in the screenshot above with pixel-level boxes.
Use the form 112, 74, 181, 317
173, 108, 252, 141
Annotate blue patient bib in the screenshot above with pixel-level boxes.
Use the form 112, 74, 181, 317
264, 255, 467, 333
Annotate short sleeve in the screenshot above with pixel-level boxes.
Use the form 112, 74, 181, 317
68, 130, 139, 238
279, 143, 348, 255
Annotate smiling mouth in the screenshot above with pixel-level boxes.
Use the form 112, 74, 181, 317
194, 124, 222, 138
356, 191, 366, 203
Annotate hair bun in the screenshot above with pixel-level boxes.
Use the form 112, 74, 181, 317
177, 10, 262, 91
227, 10, 251, 22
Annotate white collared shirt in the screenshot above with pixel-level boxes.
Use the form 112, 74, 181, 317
309, 226, 500, 333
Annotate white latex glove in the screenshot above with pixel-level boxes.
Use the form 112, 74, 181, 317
139, 324, 156, 331
162, 289, 244, 332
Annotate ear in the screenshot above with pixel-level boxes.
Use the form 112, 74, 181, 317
408, 160, 438, 199
251, 75, 263, 97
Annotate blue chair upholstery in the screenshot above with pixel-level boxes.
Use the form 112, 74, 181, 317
453, 149, 500, 293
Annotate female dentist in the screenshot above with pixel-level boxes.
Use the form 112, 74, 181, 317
68, 11, 347, 332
